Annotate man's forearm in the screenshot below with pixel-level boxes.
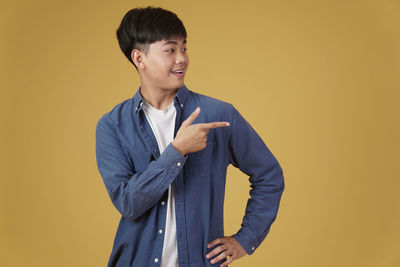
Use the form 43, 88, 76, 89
96, 116, 187, 220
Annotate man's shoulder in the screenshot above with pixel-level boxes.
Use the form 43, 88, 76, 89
188, 89, 234, 113
97, 97, 134, 127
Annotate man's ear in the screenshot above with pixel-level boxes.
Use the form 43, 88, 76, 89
131, 49, 145, 70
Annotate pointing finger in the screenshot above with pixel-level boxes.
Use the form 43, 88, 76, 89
201, 121, 230, 129
182, 107, 200, 126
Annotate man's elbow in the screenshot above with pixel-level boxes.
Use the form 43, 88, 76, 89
267, 162, 285, 194
277, 165, 285, 193
114, 201, 144, 221
112, 193, 154, 221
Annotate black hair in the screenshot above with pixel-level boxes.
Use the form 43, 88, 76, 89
116, 6, 187, 69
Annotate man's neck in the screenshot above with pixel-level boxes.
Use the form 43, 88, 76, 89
139, 84, 179, 110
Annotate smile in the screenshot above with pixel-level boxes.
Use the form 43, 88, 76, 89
171, 70, 185, 77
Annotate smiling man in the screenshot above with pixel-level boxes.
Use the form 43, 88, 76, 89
95, 6, 285, 267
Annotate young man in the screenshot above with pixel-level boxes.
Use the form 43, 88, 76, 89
95, 6, 284, 267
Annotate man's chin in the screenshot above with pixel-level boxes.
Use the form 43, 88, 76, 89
169, 81, 185, 90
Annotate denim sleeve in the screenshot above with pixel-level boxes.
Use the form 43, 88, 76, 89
95, 115, 187, 220
228, 105, 285, 255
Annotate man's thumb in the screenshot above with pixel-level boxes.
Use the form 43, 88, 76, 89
182, 107, 200, 126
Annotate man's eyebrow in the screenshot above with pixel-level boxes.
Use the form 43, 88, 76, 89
162, 39, 187, 46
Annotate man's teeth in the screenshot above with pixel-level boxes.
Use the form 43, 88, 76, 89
173, 70, 183, 73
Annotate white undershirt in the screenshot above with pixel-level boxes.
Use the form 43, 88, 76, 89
142, 99, 178, 267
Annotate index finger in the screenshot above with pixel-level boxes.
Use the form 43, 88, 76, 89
207, 237, 224, 249
201, 121, 230, 129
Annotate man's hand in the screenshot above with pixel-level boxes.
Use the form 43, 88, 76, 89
172, 107, 230, 155
206, 236, 247, 266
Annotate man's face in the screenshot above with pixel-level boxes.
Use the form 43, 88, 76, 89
139, 36, 189, 91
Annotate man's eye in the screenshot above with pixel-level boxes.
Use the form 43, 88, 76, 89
166, 48, 187, 53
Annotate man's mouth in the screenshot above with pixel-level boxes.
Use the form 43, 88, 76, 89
171, 69, 184, 74
171, 69, 185, 77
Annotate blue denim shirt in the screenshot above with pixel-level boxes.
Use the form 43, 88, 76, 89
95, 84, 284, 267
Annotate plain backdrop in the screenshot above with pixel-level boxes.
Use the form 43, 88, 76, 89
1, 0, 399, 266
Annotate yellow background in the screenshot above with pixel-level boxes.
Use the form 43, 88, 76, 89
1, 0, 399, 266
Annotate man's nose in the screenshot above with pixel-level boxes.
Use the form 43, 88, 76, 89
175, 50, 187, 64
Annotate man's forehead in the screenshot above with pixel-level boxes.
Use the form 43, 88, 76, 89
161, 38, 187, 46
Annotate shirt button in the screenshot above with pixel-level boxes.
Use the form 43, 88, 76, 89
161, 201, 165, 206
177, 162, 181, 167
154, 258, 159, 263
159, 229, 163, 234
251, 246, 255, 251
180, 104, 183, 108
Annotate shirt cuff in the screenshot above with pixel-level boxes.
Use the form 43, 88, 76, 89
232, 230, 258, 255
158, 142, 188, 169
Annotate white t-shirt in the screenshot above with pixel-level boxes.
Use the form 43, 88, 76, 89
142, 99, 178, 267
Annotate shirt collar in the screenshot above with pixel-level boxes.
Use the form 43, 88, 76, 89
133, 84, 189, 114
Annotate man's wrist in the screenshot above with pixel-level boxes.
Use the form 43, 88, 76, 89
171, 140, 186, 156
